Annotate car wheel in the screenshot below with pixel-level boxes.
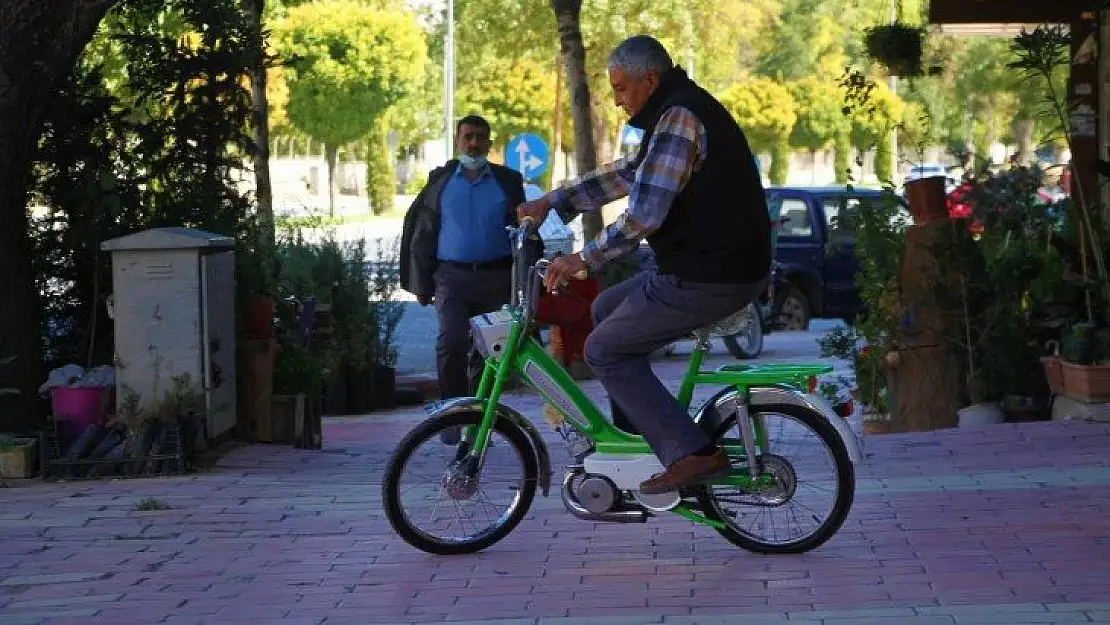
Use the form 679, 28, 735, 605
774, 287, 810, 331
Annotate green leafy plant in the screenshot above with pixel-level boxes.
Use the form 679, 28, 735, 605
368, 236, 405, 369
932, 165, 1068, 403
1010, 25, 1109, 324
817, 181, 908, 418
863, 23, 943, 79
273, 343, 327, 396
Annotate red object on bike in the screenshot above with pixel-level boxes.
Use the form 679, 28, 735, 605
537, 277, 600, 366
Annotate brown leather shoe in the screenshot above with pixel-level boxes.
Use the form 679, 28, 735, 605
638, 448, 731, 495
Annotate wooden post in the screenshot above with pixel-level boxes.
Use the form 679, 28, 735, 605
1070, 14, 1100, 217
885, 177, 967, 432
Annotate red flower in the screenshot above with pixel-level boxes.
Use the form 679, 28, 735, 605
946, 182, 973, 219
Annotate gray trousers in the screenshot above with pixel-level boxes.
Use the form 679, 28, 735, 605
434, 263, 512, 399
585, 270, 763, 467
434, 263, 511, 445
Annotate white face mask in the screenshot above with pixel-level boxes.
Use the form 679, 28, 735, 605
459, 154, 488, 170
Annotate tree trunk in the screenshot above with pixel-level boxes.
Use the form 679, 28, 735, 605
325, 143, 338, 217
0, 0, 121, 434
550, 0, 602, 241
243, 0, 276, 295
1011, 118, 1035, 166
552, 51, 563, 186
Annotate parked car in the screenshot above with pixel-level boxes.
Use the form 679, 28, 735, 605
766, 185, 909, 329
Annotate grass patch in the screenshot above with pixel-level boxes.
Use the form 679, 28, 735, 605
275, 206, 408, 230
133, 497, 173, 511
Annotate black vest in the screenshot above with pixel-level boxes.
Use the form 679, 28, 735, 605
628, 67, 771, 283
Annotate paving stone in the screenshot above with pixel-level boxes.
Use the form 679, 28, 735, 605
2, 343, 1110, 624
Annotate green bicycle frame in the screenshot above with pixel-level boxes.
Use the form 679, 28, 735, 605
463, 306, 831, 487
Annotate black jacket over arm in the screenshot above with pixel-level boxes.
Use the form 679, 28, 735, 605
399, 160, 536, 299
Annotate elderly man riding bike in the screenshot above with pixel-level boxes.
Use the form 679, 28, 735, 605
516, 34, 772, 495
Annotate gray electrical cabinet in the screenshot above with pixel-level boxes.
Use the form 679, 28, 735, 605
101, 227, 237, 439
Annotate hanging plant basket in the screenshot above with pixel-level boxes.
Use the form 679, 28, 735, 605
864, 23, 929, 78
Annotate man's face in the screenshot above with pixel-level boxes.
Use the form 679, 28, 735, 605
455, 123, 491, 158
609, 67, 660, 118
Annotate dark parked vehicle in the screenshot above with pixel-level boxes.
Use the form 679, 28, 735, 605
767, 186, 908, 329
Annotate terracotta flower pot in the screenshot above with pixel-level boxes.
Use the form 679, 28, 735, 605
904, 176, 949, 224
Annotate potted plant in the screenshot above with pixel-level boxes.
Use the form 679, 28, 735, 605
1059, 322, 1110, 403
271, 342, 326, 444
368, 237, 405, 410
862, 21, 945, 79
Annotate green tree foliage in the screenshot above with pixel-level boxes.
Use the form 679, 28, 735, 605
719, 77, 797, 152
271, 1, 426, 214
456, 57, 557, 149
31, 0, 255, 372
789, 76, 848, 181
365, 123, 394, 215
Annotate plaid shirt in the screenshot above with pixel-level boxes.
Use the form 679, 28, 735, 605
548, 106, 708, 268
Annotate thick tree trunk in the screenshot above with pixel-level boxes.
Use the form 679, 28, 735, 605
1011, 118, 1035, 166
243, 0, 275, 294
0, 0, 120, 433
552, 51, 563, 185
550, 0, 602, 241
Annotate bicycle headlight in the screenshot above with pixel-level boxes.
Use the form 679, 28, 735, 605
469, 309, 515, 361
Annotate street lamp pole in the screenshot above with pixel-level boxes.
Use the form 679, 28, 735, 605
444, 0, 455, 160
888, 0, 899, 183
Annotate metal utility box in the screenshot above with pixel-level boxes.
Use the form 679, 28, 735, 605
101, 227, 237, 439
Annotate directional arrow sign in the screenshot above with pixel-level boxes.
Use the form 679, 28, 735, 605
505, 133, 549, 181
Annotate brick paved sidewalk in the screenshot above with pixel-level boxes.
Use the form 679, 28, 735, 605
3, 349, 1110, 624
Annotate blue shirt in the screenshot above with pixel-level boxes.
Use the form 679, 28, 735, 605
437, 163, 511, 262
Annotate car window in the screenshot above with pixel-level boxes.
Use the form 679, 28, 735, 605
777, 198, 812, 237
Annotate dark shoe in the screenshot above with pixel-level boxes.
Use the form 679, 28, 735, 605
639, 448, 730, 495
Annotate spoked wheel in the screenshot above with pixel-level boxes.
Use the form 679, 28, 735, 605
381, 411, 538, 555
697, 403, 855, 554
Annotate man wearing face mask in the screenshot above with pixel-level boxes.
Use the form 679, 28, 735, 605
516, 35, 771, 494
400, 115, 528, 442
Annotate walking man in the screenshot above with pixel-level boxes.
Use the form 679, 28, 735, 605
400, 114, 528, 442
517, 35, 772, 494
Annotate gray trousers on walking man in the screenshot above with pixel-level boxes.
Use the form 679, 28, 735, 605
435, 262, 512, 443
585, 270, 764, 467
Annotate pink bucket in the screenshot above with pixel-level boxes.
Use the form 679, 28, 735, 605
51, 386, 107, 437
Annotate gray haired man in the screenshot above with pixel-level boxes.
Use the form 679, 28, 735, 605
517, 35, 771, 494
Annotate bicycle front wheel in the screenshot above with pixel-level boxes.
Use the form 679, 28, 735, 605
381, 410, 538, 555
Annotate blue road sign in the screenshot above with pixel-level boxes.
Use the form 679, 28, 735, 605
505, 133, 549, 180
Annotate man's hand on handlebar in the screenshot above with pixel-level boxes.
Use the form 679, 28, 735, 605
516, 196, 551, 224
544, 252, 589, 293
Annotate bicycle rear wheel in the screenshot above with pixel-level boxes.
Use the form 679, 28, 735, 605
698, 402, 855, 554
